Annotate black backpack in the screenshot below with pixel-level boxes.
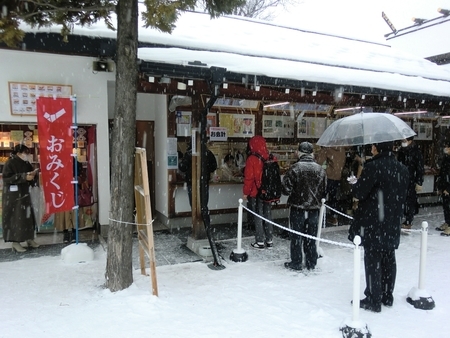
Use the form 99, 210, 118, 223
252, 153, 282, 203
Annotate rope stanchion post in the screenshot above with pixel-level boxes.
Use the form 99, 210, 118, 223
406, 221, 435, 310
316, 198, 326, 257
340, 235, 371, 338
230, 198, 248, 262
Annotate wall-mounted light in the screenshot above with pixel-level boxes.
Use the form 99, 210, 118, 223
160, 77, 171, 84
412, 17, 427, 25
334, 107, 364, 113
93, 59, 114, 72
177, 82, 187, 90
438, 8, 450, 16
394, 110, 428, 116
263, 101, 290, 109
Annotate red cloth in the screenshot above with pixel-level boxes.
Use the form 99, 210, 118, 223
37, 97, 74, 214
243, 136, 269, 198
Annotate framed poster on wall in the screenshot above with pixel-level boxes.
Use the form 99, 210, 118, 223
9, 81, 72, 115
219, 113, 255, 137
297, 117, 329, 138
262, 115, 295, 138
176, 111, 192, 137
413, 122, 433, 140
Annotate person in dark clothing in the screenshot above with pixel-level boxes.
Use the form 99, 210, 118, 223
178, 143, 217, 207
2, 144, 39, 252
397, 136, 424, 229
282, 142, 326, 271
348, 140, 409, 312
437, 142, 450, 235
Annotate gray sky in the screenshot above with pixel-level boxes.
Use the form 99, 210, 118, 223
273, 0, 450, 42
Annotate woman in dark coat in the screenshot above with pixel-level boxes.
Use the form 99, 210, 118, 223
2, 144, 39, 252
349, 141, 409, 312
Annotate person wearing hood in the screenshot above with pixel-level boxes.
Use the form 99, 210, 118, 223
348, 140, 409, 312
2, 144, 40, 252
437, 142, 450, 236
243, 135, 273, 249
282, 142, 326, 271
397, 136, 424, 229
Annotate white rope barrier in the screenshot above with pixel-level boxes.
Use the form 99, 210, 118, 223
108, 217, 156, 227
241, 202, 354, 249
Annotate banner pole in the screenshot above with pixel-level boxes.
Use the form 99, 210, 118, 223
72, 95, 79, 245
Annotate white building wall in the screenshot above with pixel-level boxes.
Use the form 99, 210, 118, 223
0, 49, 114, 226
153, 96, 169, 218
107, 84, 169, 218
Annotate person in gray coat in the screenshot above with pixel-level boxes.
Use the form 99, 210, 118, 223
2, 144, 39, 252
348, 140, 409, 312
282, 142, 326, 271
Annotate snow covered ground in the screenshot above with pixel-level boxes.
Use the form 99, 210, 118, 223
1, 205, 449, 337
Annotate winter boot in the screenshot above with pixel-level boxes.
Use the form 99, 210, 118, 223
401, 222, 412, 230
71, 228, 77, 243
436, 223, 449, 231
12, 242, 26, 253
26, 239, 40, 248
63, 230, 70, 244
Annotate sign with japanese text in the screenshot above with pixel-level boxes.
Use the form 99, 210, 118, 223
209, 127, 228, 141
9, 81, 72, 115
36, 97, 74, 214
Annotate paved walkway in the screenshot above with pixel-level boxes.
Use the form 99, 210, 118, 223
0, 205, 444, 268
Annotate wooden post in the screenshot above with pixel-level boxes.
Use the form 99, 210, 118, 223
134, 148, 158, 296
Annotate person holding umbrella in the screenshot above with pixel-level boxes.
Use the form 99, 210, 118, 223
397, 136, 424, 229
348, 139, 409, 312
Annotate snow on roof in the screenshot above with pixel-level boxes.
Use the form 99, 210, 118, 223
20, 10, 450, 98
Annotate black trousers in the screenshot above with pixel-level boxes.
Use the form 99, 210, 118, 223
363, 247, 397, 305
404, 184, 417, 223
443, 194, 450, 224
289, 208, 319, 269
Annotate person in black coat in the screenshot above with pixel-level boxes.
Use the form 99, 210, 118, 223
397, 136, 424, 229
437, 142, 450, 235
178, 143, 217, 207
348, 140, 409, 312
282, 142, 326, 270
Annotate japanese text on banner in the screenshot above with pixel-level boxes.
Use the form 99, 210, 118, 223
36, 97, 74, 214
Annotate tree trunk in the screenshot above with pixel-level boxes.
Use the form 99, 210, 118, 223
105, 0, 138, 292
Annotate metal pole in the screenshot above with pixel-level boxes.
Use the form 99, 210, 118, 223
237, 198, 243, 251
230, 198, 248, 262
72, 95, 79, 245
316, 198, 326, 254
352, 235, 362, 322
418, 221, 428, 289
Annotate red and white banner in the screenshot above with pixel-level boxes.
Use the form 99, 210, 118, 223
36, 97, 74, 214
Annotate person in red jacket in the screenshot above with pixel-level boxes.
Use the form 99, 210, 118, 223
243, 135, 273, 249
